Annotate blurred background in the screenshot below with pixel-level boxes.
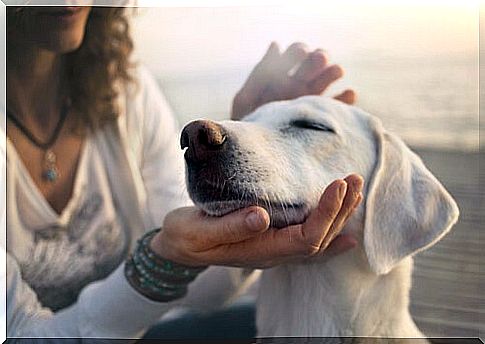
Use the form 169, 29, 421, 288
131, 4, 479, 151
131, 4, 483, 339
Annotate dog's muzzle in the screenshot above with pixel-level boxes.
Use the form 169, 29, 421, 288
180, 119, 309, 227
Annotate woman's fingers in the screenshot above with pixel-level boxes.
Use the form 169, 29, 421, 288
232, 42, 355, 120
300, 179, 348, 253
196, 207, 270, 248
199, 223, 327, 268
198, 227, 291, 267
155, 175, 363, 269
334, 89, 357, 105
201, 176, 362, 267
157, 205, 270, 259
309, 64, 344, 95
231, 42, 281, 120
292, 49, 328, 82
244, 42, 280, 91
318, 174, 363, 251
261, 41, 280, 65
277, 42, 309, 75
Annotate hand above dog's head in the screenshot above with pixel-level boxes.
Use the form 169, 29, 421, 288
182, 95, 459, 274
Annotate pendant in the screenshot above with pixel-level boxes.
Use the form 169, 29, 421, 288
43, 149, 60, 182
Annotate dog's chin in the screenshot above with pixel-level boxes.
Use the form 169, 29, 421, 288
195, 199, 309, 228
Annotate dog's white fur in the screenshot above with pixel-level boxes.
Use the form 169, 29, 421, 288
186, 96, 459, 339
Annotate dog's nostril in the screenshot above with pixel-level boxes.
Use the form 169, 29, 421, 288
198, 127, 227, 148
181, 119, 228, 162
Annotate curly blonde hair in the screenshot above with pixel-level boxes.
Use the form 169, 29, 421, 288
7, 7, 135, 131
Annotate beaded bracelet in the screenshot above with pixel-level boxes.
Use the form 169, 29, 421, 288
125, 228, 207, 302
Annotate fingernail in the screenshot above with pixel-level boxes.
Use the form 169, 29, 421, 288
338, 181, 348, 199
246, 210, 268, 231
352, 193, 363, 210
357, 177, 364, 191
357, 192, 363, 202
332, 65, 344, 78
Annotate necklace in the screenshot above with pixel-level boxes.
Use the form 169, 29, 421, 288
6, 99, 71, 182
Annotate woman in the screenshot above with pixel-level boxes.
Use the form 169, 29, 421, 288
4, 6, 363, 339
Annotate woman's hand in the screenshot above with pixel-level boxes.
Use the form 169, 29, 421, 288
231, 42, 357, 120
150, 174, 364, 269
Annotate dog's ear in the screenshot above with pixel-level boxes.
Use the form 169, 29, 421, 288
363, 118, 459, 275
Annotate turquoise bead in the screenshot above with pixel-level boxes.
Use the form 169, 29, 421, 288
44, 169, 58, 182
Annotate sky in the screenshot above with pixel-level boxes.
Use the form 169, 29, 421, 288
131, 4, 478, 78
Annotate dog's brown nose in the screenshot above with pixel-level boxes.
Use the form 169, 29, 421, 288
180, 119, 227, 162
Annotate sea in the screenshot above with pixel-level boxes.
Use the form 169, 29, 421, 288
154, 54, 479, 152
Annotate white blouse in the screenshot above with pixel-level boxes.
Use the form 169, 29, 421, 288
2, 66, 253, 339
8, 134, 129, 312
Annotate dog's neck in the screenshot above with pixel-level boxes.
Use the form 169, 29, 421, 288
255, 248, 423, 338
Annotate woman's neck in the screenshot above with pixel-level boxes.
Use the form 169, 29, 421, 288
7, 43, 66, 128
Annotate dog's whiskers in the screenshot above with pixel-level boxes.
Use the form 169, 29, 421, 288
264, 192, 273, 222
220, 177, 227, 199
252, 184, 259, 208
227, 171, 237, 180
277, 193, 291, 228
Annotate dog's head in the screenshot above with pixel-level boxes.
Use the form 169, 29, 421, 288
181, 96, 459, 274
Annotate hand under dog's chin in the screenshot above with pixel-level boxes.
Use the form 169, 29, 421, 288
194, 199, 310, 228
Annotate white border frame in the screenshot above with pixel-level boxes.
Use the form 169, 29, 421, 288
0, 1, 481, 343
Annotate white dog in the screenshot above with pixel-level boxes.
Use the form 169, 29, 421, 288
181, 96, 459, 340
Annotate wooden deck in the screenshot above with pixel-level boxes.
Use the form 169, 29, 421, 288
409, 148, 484, 340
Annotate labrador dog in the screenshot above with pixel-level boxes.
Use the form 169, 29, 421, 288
180, 96, 459, 340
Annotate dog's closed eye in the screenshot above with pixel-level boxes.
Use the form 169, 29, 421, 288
290, 119, 335, 133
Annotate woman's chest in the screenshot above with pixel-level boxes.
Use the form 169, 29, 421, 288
7, 137, 131, 310
7, 121, 85, 215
